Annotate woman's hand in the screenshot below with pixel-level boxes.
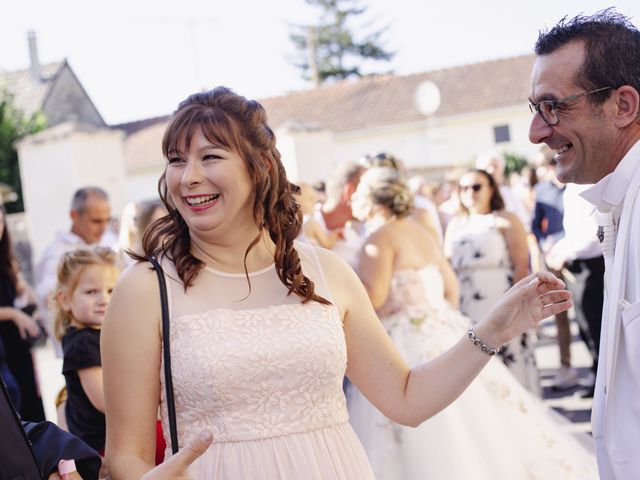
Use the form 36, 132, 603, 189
12, 308, 40, 339
48, 472, 82, 480
47, 460, 83, 480
478, 271, 572, 347
141, 430, 213, 480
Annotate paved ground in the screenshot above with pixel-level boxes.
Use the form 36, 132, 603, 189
535, 315, 595, 436
33, 315, 596, 433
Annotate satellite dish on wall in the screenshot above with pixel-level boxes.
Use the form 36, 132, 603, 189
414, 80, 441, 116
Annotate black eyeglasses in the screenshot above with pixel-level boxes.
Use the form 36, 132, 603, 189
528, 86, 612, 126
459, 183, 484, 192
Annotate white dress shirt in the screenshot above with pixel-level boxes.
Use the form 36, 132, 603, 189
547, 183, 602, 263
581, 139, 640, 480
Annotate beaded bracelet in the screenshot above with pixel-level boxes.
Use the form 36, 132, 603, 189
467, 326, 501, 356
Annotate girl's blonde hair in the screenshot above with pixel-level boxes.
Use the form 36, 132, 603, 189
53, 247, 118, 340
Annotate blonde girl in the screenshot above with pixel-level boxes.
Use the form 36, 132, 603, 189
54, 247, 119, 454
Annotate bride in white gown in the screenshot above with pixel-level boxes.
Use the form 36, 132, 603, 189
348, 167, 597, 480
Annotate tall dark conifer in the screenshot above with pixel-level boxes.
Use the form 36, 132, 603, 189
289, 0, 394, 85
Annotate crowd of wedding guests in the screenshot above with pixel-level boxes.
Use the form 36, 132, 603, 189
4, 10, 640, 479
0, 152, 602, 458
296, 149, 602, 396
0, 148, 600, 477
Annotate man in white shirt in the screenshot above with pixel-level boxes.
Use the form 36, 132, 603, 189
35, 187, 111, 347
528, 10, 640, 479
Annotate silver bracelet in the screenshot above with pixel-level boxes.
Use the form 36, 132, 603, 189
467, 326, 501, 356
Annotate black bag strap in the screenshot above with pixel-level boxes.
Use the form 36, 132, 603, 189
148, 256, 179, 454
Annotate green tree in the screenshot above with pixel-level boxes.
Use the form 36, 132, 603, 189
503, 152, 530, 179
0, 92, 46, 213
289, 0, 394, 85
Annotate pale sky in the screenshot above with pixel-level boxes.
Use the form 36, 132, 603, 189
1, 0, 637, 124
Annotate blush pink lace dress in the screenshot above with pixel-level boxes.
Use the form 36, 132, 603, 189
158, 242, 374, 479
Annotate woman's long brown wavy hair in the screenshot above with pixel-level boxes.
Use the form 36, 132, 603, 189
135, 86, 328, 305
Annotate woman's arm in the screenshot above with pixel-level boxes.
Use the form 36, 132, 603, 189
141, 430, 213, 480
0, 306, 40, 338
102, 262, 162, 479
15, 272, 37, 303
442, 215, 460, 260
436, 253, 460, 309
318, 248, 570, 427
78, 367, 105, 413
356, 228, 394, 309
499, 211, 530, 283
305, 219, 339, 249
15, 274, 45, 322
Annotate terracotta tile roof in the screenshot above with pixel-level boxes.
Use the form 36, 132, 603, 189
0, 61, 65, 117
111, 114, 171, 136
117, 54, 536, 169
123, 120, 168, 169
260, 54, 536, 132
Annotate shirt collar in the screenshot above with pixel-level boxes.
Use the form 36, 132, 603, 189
581, 139, 640, 212
56, 230, 89, 246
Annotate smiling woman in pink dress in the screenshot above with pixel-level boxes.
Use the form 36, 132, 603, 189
101, 87, 572, 480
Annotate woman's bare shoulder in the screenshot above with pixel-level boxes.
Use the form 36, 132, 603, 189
104, 260, 162, 337
366, 222, 396, 245
312, 244, 354, 275
115, 260, 161, 297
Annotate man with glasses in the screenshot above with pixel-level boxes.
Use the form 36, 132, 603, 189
528, 9, 640, 480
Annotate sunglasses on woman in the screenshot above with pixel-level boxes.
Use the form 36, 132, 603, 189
459, 183, 484, 192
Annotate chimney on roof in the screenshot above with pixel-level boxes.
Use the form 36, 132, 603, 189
27, 30, 42, 82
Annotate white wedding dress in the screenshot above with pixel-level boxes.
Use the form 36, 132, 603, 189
347, 265, 597, 480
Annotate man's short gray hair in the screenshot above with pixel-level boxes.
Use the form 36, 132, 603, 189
71, 187, 109, 214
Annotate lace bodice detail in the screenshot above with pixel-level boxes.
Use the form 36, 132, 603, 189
161, 302, 348, 444
159, 243, 350, 446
